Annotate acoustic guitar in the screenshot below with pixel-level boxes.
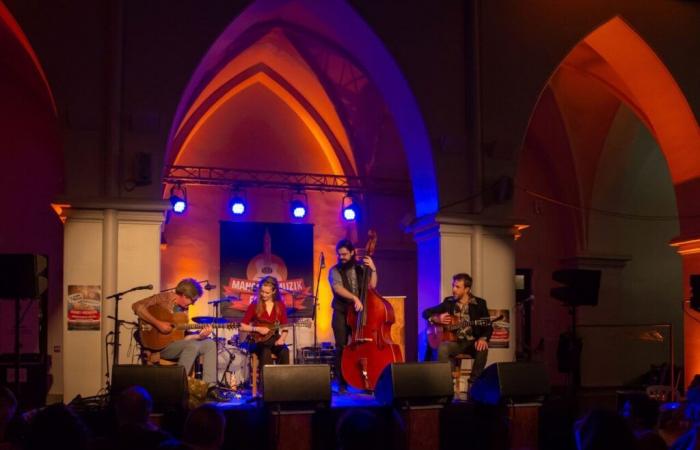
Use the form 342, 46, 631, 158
427, 314, 504, 349
137, 304, 239, 351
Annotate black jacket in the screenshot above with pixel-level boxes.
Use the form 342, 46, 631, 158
422, 296, 493, 341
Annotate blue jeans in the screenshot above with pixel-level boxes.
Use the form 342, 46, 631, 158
160, 338, 217, 384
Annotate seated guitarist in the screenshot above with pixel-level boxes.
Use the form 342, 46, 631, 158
240, 276, 290, 366
131, 278, 217, 386
422, 273, 492, 383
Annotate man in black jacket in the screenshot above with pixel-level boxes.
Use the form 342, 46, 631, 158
422, 273, 492, 382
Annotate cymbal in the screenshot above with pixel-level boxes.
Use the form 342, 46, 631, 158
191, 316, 230, 325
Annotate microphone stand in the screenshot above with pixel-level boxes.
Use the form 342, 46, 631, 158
105, 285, 153, 371
313, 253, 326, 349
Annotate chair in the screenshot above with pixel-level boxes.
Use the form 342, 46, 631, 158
453, 354, 473, 394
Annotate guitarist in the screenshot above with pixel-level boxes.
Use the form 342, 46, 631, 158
422, 273, 492, 384
131, 278, 217, 385
240, 276, 290, 366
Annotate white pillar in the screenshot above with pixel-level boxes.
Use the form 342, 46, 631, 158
61, 199, 167, 401
412, 214, 517, 364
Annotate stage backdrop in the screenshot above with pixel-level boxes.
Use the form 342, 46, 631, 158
220, 222, 314, 319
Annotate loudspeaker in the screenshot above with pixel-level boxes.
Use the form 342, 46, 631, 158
262, 364, 331, 408
470, 362, 550, 405
551, 269, 601, 306
375, 362, 453, 406
111, 365, 187, 412
0, 254, 48, 299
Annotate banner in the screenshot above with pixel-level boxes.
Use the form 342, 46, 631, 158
220, 222, 314, 319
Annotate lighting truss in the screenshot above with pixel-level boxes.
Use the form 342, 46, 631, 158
163, 165, 409, 195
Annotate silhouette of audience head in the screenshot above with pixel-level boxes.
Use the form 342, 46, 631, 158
24, 403, 90, 450
574, 409, 637, 450
182, 403, 226, 450
336, 408, 383, 450
0, 386, 17, 428
116, 385, 153, 427
621, 393, 660, 430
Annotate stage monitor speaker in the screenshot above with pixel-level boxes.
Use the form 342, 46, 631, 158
111, 364, 187, 412
375, 362, 453, 407
0, 254, 48, 299
551, 269, 600, 306
470, 362, 550, 405
262, 364, 331, 409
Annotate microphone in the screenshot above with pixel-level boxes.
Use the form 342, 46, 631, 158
204, 282, 216, 291
133, 284, 153, 291
320, 252, 326, 269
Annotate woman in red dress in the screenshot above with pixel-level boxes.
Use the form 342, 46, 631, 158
240, 276, 290, 365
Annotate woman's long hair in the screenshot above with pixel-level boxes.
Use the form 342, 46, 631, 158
254, 276, 282, 319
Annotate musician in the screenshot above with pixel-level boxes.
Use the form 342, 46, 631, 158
240, 276, 290, 365
422, 273, 492, 383
132, 278, 217, 385
329, 238, 377, 392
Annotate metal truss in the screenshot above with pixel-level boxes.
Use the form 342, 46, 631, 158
163, 165, 409, 195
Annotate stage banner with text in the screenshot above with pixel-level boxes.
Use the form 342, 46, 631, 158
220, 222, 314, 319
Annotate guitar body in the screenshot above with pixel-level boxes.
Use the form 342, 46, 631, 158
426, 314, 503, 349
426, 323, 459, 349
138, 305, 188, 351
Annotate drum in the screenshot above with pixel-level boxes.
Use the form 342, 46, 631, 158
217, 344, 249, 388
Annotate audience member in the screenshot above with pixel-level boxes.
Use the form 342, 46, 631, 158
621, 394, 667, 450
113, 385, 172, 450
23, 403, 90, 450
574, 409, 637, 450
670, 386, 700, 450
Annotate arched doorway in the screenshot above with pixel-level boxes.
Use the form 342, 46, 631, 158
161, 0, 438, 360
515, 16, 700, 387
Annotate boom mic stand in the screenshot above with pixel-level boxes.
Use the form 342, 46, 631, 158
105, 284, 153, 372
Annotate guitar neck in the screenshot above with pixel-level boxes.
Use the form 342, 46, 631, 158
177, 323, 237, 331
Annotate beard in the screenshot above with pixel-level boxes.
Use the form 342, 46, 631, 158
339, 258, 356, 271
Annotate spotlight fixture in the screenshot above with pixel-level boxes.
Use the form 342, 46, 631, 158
290, 191, 308, 219
169, 184, 187, 214
228, 189, 247, 216
341, 193, 359, 222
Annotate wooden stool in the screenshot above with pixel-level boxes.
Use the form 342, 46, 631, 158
251, 353, 278, 397
453, 354, 473, 394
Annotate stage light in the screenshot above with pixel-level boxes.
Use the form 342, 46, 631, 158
290, 191, 308, 219
228, 189, 247, 215
169, 185, 187, 214
341, 193, 359, 222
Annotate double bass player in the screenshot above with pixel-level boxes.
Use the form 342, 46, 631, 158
329, 239, 377, 393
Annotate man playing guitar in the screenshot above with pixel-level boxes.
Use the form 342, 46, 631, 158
239, 276, 290, 366
132, 278, 217, 386
422, 273, 492, 384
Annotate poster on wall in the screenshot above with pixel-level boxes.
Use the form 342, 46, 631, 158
67, 285, 101, 331
220, 222, 314, 319
488, 308, 510, 348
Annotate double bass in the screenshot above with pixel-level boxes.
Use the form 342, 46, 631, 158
341, 231, 404, 390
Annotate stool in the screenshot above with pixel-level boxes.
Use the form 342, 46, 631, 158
251, 353, 278, 397
453, 354, 473, 394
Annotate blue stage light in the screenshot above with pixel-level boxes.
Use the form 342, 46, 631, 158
171, 196, 187, 214
341, 194, 359, 222
229, 196, 246, 215
169, 185, 187, 214
291, 200, 307, 219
